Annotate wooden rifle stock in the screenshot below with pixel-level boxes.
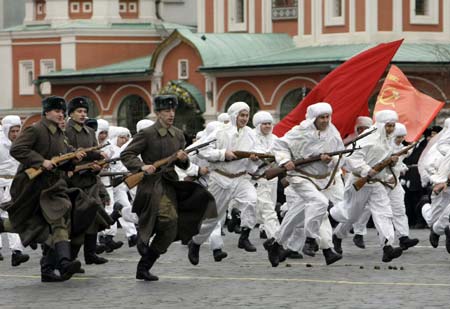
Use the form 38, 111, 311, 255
73, 157, 120, 173
352, 142, 417, 191
124, 139, 217, 189
231, 151, 275, 161
25, 142, 110, 180
264, 148, 358, 180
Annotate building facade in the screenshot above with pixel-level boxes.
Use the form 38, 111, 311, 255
1, 0, 449, 136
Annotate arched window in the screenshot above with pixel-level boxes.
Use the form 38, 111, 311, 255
225, 91, 260, 127
279, 87, 311, 120
84, 97, 99, 119
117, 95, 150, 135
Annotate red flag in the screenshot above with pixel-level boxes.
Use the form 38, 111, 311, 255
373, 65, 444, 142
273, 40, 403, 137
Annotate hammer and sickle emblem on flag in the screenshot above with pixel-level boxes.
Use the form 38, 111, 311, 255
378, 86, 400, 107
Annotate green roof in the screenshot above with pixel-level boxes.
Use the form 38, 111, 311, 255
198, 42, 450, 71
2, 20, 194, 32
151, 29, 296, 70
171, 80, 206, 113
39, 55, 152, 79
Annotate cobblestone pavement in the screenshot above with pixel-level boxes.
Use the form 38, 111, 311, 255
1, 228, 450, 308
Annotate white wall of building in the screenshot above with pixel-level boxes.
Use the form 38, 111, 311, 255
161, 0, 197, 27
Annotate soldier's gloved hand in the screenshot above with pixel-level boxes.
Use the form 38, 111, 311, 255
283, 161, 295, 171
320, 154, 332, 163
249, 153, 259, 161
433, 182, 447, 195
43, 160, 55, 170
199, 167, 209, 176
225, 151, 237, 161
91, 162, 103, 172
75, 150, 87, 162
142, 165, 156, 174
176, 150, 188, 162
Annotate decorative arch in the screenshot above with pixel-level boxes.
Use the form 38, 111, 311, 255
270, 76, 319, 106
108, 84, 153, 112
217, 80, 266, 111
224, 90, 261, 127
22, 113, 42, 128
116, 95, 150, 135
64, 86, 104, 111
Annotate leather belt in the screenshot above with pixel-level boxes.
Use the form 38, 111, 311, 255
295, 168, 329, 179
214, 170, 247, 178
0, 175, 14, 179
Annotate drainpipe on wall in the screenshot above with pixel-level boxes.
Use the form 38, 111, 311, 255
155, 0, 164, 21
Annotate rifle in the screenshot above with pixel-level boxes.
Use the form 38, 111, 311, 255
24, 142, 109, 180
264, 148, 359, 181
124, 139, 216, 189
73, 157, 121, 173
99, 171, 131, 187
344, 127, 377, 147
352, 142, 417, 191
230, 151, 275, 161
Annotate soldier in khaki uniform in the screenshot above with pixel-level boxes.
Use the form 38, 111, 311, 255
65, 97, 109, 267
0, 97, 85, 282
121, 95, 217, 281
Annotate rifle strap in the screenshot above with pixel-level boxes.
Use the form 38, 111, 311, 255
294, 155, 343, 191
353, 165, 397, 190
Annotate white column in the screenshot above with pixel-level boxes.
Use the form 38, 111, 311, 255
0, 0, 4, 28
46, 0, 69, 23
393, 0, 402, 34
365, 0, 377, 42
151, 72, 163, 96
197, 0, 205, 32
139, 0, 157, 21
297, 0, 305, 36
0, 38, 13, 109
263, 0, 272, 33
61, 35, 76, 70
214, 0, 225, 33
349, 0, 355, 33
92, 0, 120, 22
249, 0, 255, 33
24, 0, 35, 24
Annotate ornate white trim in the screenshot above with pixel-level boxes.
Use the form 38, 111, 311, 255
270, 76, 319, 106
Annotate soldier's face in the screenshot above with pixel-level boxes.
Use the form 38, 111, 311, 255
98, 131, 108, 143
71, 108, 88, 124
157, 108, 175, 127
314, 114, 330, 131
394, 135, 405, 145
260, 122, 272, 135
116, 135, 129, 147
45, 109, 65, 124
236, 110, 249, 129
8, 126, 21, 142
356, 126, 369, 135
385, 122, 396, 136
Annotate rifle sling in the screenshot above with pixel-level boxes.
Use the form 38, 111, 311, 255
214, 170, 247, 178
352, 165, 397, 190
291, 155, 343, 191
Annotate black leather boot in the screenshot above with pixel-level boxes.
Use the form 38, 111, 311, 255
40, 249, 63, 283
302, 237, 317, 257
11, 250, 30, 267
136, 247, 160, 281
332, 234, 343, 254
399, 236, 419, 251
259, 229, 267, 239
227, 208, 241, 234
0, 217, 4, 233
382, 245, 403, 263
54, 241, 81, 281
128, 234, 138, 247
429, 230, 440, 248
213, 249, 228, 262
84, 234, 108, 265
263, 238, 280, 267
102, 235, 123, 253
238, 227, 256, 252
353, 234, 366, 249
0, 251, 3, 261
110, 202, 123, 223
445, 227, 450, 254
187, 240, 200, 265
322, 248, 342, 265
